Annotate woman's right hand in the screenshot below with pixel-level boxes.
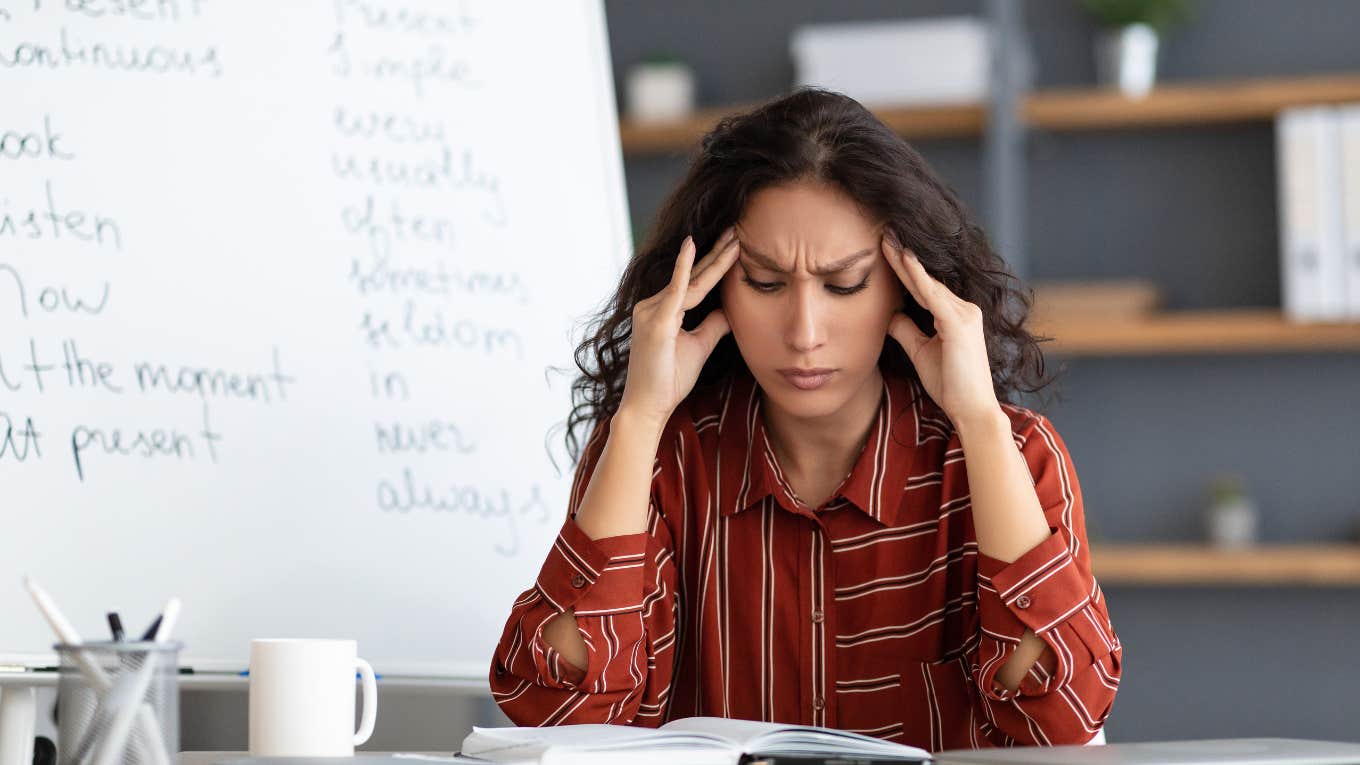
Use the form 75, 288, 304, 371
617, 227, 741, 430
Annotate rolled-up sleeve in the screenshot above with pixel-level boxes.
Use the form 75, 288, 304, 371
489, 416, 681, 726
966, 413, 1122, 745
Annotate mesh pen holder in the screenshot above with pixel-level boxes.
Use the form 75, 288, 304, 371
55, 641, 181, 765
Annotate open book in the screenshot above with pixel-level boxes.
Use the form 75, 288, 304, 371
460, 716, 931, 764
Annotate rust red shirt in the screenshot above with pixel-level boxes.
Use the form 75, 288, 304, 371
489, 366, 1121, 751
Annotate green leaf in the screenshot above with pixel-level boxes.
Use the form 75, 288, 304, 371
1079, 0, 1194, 31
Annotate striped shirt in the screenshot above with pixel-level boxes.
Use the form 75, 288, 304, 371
489, 365, 1121, 750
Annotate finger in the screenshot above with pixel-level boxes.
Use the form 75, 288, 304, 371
690, 226, 737, 282
885, 238, 962, 318
665, 235, 697, 311
899, 246, 965, 309
888, 312, 931, 359
683, 235, 740, 310
881, 237, 930, 312
893, 241, 974, 316
689, 307, 731, 354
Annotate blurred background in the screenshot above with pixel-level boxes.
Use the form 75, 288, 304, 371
607, 0, 1360, 741
161, 0, 1359, 749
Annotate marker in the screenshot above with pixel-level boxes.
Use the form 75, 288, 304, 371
153, 598, 180, 643
22, 577, 86, 649
107, 612, 125, 642
139, 615, 162, 642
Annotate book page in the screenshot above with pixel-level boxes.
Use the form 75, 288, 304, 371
661, 716, 792, 745
463, 724, 736, 763
661, 716, 931, 759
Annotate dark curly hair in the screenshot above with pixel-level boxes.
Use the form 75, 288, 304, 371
557, 87, 1057, 463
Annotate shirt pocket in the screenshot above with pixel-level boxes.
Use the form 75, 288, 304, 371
899, 654, 980, 753
832, 670, 908, 743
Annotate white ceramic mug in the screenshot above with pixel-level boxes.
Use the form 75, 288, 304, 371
248, 639, 377, 756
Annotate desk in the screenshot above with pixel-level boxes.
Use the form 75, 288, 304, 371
1, 673, 491, 765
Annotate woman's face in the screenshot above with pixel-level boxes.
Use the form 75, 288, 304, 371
719, 179, 904, 420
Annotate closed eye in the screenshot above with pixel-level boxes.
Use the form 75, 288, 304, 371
741, 274, 870, 296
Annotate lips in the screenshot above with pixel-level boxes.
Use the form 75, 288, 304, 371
778, 368, 836, 391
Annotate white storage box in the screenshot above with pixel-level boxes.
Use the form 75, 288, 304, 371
790, 16, 991, 106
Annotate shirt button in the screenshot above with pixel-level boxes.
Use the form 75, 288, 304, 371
1015, 594, 1032, 609
570, 574, 587, 589
811, 610, 825, 624
812, 695, 825, 711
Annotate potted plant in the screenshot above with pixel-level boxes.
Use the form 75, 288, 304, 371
1081, 0, 1193, 98
1204, 473, 1259, 549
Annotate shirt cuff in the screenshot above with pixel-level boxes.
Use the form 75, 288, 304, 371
975, 530, 1099, 699
527, 517, 650, 688
535, 516, 649, 616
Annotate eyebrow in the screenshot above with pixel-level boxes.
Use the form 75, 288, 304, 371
738, 243, 875, 276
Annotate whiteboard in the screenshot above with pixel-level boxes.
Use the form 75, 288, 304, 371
0, 0, 630, 679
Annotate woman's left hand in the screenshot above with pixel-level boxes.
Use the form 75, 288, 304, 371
881, 234, 1001, 428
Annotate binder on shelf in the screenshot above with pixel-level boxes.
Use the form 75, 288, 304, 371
1339, 104, 1360, 320
1275, 106, 1348, 321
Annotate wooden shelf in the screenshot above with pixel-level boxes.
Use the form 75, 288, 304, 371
1030, 308, 1360, 356
619, 72, 1360, 154
620, 100, 986, 154
1092, 544, 1360, 586
619, 99, 988, 153
1024, 72, 1360, 131
620, 102, 754, 155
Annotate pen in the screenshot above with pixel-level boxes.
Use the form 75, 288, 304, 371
23, 577, 87, 650
108, 611, 129, 703
24, 577, 171, 765
89, 596, 180, 765
154, 598, 180, 642
139, 614, 163, 642
107, 612, 125, 642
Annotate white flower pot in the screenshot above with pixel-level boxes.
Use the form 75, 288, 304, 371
1206, 496, 1259, 549
1094, 22, 1159, 98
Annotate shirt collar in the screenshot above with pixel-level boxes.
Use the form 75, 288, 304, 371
715, 365, 948, 526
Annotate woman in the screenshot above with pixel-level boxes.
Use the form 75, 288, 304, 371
488, 88, 1121, 750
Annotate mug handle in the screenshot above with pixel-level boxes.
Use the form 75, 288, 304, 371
353, 657, 377, 746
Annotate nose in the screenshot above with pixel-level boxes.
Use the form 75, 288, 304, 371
784, 280, 827, 354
